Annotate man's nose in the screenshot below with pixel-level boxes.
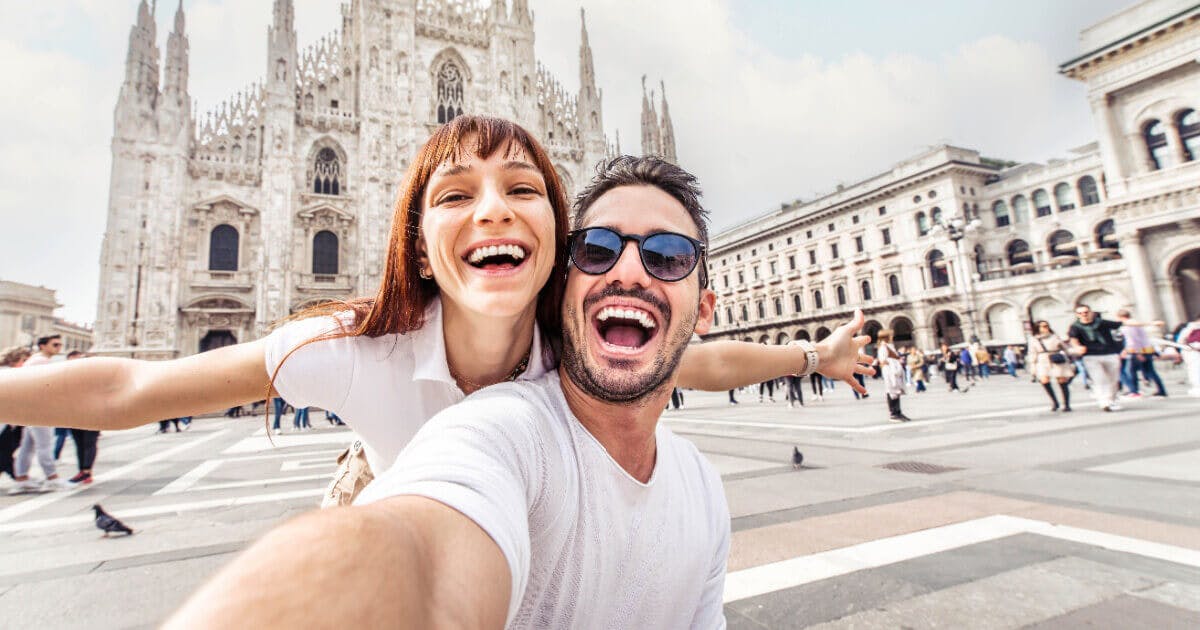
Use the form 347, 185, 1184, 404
472, 184, 515, 225
604, 241, 652, 289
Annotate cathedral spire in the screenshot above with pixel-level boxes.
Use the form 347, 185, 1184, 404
659, 80, 677, 164
578, 8, 602, 134
119, 0, 160, 115
511, 0, 533, 26
162, 0, 190, 117
266, 0, 297, 93
640, 75, 661, 157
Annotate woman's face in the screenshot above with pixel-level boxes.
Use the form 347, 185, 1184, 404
1038, 322, 1050, 334
419, 141, 556, 321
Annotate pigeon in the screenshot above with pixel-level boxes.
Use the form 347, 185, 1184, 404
93, 504, 134, 537
792, 447, 804, 470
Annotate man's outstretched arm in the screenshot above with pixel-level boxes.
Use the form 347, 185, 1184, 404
165, 496, 510, 630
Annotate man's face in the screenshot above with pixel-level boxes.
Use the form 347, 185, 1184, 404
41, 339, 62, 356
560, 185, 715, 403
1075, 307, 1094, 324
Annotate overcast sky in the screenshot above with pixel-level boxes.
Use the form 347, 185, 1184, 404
1, 0, 1131, 324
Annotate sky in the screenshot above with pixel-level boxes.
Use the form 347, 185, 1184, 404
1, 0, 1132, 324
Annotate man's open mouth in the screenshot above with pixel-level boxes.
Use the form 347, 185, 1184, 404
464, 243, 528, 271
593, 305, 659, 350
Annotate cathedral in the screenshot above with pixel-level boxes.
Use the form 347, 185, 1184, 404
94, 0, 678, 359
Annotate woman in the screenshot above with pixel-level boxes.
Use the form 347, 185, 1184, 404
941, 342, 962, 392
0, 116, 870, 502
1028, 320, 1075, 412
907, 349, 927, 392
877, 330, 910, 422
1, 347, 32, 483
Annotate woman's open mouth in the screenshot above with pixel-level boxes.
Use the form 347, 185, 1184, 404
593, 305, 659, 352
463, 243, 528, 274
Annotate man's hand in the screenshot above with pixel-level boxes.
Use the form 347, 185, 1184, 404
815, 309, 875, 395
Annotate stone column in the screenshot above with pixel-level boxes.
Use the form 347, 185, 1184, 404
1121, 231, 1163, 321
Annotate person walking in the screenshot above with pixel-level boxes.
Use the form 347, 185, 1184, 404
757, 379, 775, 403
10, 336, 68, 493
271, 397, 288, 435
878, 330, 910, 422
1003, 345, 1019, 378
1028, 320, 1075, 412
294, 406, 312, 430
1116, 308, 1167, 398
941, 343, 963, 392
809, 373, 824, 401
975, 344, 991, 379
727, 389, 739, 405
1179, 313, 1200, 397
1, 346, 32, 484
958, 345, 975, 384
908, 349, 927, 392
1068, 305, 1125, 412
784, 375, 804, 408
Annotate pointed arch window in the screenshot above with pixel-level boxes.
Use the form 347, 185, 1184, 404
992, 200, 1010, 227
1078, 176, 1100, 206
436, 61, 465, 124
1177, 109, 1200, 162
313, 230, 339, 275
208, 224, 239, 272
313, 147, 342, 195
927, 249, 949, 288
1144, 119, 1169, 170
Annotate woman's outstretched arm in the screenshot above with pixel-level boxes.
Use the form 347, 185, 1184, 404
0, 339, 270, 430
676, 310, 875, 394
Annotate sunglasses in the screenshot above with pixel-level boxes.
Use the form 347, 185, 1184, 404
567, 227, 707, 286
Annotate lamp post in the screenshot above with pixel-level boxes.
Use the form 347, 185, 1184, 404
933, 214, 983, 343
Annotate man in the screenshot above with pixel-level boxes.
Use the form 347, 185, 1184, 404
1115, 308, 1167, 398
64, 351, 101, 484
1068, 306, 1125, 411
1003, 345, 1019, 378
10, 335, 67, 493
166, 157, 871, 628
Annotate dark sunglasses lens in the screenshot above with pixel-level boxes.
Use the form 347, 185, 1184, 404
642, 233, 698, 281
573, 229, 623, 274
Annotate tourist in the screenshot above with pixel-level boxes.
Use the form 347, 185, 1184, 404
0, 117, 871, 506
810, 372, 825, 401
974, 344, 991, 379
959, 345, 975, 384
758, 378, 775, 403
941, 343, 963, 392
62, 351, 100, 484
164, 155, 874, 629
1115, 308, 1167, 398
1067, 305, 1125, 411
728, 389, 739, 405
0, 346, 32, 484
293, 406, 312, 430
877, 329, 910, 422
1179, 313, 1200, 397
784, 374, 804, 408
1028, 320, 1075, 412
907, 349, 927, 392
9, 335, 68, 493
1003, 345, 1019, 378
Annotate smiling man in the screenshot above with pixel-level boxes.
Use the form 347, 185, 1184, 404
167, 157, 869, 629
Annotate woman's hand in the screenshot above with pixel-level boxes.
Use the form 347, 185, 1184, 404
814, 309, 875, 395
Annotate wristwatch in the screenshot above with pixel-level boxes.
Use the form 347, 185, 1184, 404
794, 340, 819, 377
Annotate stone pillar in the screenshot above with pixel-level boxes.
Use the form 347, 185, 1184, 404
1121, 232, 1163, 321
1089, 94, 1130, 194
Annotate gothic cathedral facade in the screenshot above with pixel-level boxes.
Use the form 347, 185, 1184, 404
95, 0, 678, 358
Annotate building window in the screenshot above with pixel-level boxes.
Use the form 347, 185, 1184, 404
725, 307, 733, 324
793, 294, 802, 312
830, 243, 839, 259
852, 215, 860, 224
878, 206, 887, 216
751, 248, 757, 256
992, 200, 1010, 227
1178, 109, 1200, 161
1012, 195, 1030, 223
813, 290, 823, 309
854, 236, 864, 253
836, 285, 847, 306
1054, 182, 1074, 211
1007, 239, 1033, 267
927, 249, 949, 288
757, 301, 765, 319
208, 224, 239, 271
1033, 189, 1052, 217
912, 195, 922, 203
736, 254, 741, 261
774, 297, 783, 316
808, 250, 817, 265
1048, 229, 1079, 265
930, 206, 943, 226
1095, 219, 1119, 251
788, 255, 796, 270
929, 189, 938, 198
916, 212, 930, 236
768, 243, 774, 251
888, 274, 900, 296
737, 271, 744, 284
740, 304, 748, 321
436, 61, 465, 124
312, 230, 339, 275
1078, 176, 1100, 206
786, 237, 793, 245
860, 280, 872, 301
974, 244, 986, 276
769, 261, 777, 276
723, 275, 730, 289
1144, 119, 1169, 170
881, 227, 891, 245
806, 230, 813, 239
753, 266, 760, 280
713, 310, 719, 326
313, 147, 342, 195
828, 223, 835, 233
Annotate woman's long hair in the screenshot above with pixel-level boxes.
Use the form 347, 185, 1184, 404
267, 116, 570, 402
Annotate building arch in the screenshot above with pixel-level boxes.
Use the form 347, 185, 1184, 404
982, 300, 1023, 342
1011, 195, 1030, 224
1078, 175, 1101, 206
1073, 289, 1124, 319
1032, 189, 1052, 217
1027, 296, 1072, 335
429, 48, 472, 124
927, 249, 949, 288
1093, 219, 1120, 258
1176, 108, 1200, 162
887, 273, 902, 297
306, 137, 348, 196
1143, 119, 1170, 170
758, 334, 771, 345
889, 316, 915, 346
794, 328, 811, 341
1168, 247, 1200, 322
992, 200, 1010, 227
1047, 229, 1079, 266
1006, 239, 1034, 272
776, 332, 791, 345
208, 224, 239, 271
916, 212, 930, 236
312, 230, 339, 275
930, 310, 963, 345
1054, 182, 1074, 211
814, 326, 832, 341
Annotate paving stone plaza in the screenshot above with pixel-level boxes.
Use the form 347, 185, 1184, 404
1, 368, 1196, 628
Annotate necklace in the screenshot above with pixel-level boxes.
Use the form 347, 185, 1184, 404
448, 346, 532, 394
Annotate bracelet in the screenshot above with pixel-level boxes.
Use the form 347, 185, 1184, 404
795, 340, 819, 377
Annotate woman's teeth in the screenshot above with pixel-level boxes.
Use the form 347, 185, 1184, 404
595, 306, 656, 329
467, 244, 527, 264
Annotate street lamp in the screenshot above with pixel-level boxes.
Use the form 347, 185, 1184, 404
932, 214, 983, 343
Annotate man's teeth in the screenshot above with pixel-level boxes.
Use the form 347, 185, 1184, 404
596, 306, 656, 329
467, 244, 528, 264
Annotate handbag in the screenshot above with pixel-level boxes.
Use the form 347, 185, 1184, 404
321, 440, 374, 508
1037, 338, 1070, 364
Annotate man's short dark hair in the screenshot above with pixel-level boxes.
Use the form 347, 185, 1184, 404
67, 350, 85, 358
36, 334, 62, 347
573, 156, 709, 245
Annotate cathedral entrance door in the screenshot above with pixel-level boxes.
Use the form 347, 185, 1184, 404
200, 330, 238, 353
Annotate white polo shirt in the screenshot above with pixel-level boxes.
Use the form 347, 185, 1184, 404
356, 372, 730, 629
263, 296, 551, 471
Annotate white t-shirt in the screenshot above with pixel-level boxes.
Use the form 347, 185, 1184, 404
355, 371, 730, 629
263, 297, 550, 471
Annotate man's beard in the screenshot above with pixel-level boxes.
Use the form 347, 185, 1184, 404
561, 286, 697, 405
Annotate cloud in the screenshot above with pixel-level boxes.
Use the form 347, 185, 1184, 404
2, 0, 1100, 323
